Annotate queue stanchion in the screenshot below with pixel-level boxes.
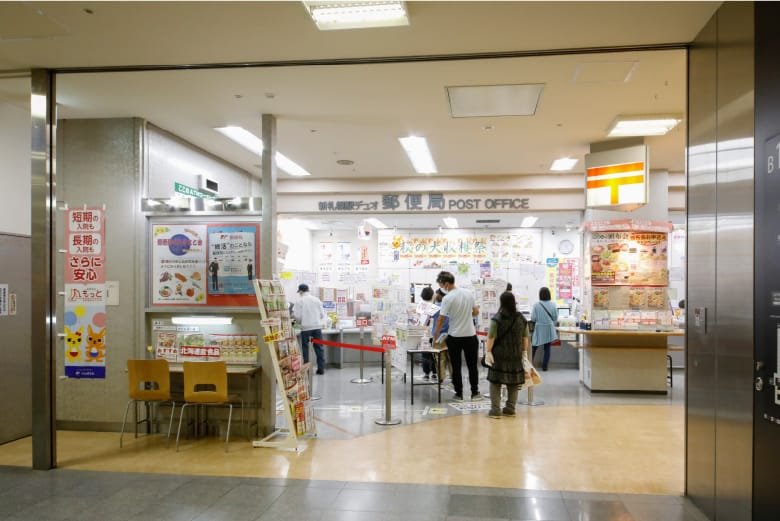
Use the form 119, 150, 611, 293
350, 326, 372, 384
518, 384, 544, 406
308, 338, 321, 401
375, 340, 401, 426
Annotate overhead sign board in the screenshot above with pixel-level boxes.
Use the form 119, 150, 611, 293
585, 145, 648, 211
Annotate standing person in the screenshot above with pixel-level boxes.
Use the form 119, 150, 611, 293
531, 286, 558, 371
485, 291, 528, 418
430, 288, 450, 382
208, 260, 219, 291
419, 286, 437, 380
433, 271, 480, 401
293, 284, 327, 374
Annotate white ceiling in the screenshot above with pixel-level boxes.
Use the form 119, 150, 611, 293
0, 1, 716, 230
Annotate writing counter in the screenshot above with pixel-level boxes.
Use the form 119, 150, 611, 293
557, 328, 684, 394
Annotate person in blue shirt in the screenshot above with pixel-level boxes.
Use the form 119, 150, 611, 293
530, 286, 558, 371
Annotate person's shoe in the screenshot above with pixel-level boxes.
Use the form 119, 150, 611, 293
316, 369, 324, 375
471, 393, 483, 401
423, 374, 430, 381
542, 367, 548, 371
488, 410, 502, 419
452, 394, 464, 402
502, 407, 516, 416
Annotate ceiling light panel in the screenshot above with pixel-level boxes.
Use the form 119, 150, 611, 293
607, 115, 682, 137
365, 218, 388, 229
215, 126, 310, 176
303, 1, 409, 31
442, 217, 458, 229
550, 157, 578, 171
520, 216, 539, 228
398, 136, 437, 174
447, 84, 544, 118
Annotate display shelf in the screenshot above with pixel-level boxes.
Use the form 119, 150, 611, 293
251, 279, 316, 451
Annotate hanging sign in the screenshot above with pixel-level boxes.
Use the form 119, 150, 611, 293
64, 207, 107, 379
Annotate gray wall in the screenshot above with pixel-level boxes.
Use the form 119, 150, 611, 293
0, 233, 32, 443
686, 3, 754, 520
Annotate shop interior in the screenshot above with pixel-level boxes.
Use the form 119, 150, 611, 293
1, 47, 687, 493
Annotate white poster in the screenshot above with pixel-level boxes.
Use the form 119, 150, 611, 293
152, 224, 207, 304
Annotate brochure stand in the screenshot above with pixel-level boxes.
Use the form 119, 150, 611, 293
252, 279, 316, 451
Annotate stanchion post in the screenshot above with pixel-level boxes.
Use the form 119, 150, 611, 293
375, 348, 401, 426
518, 384, 544, 406
308, 338, 321, 401
350, 326, 372, 384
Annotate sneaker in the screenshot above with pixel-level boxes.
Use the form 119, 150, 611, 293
471, 393, 483, 401
316, 369, 324, 375
423, 374, 430, 381
452, 394, 464, 402
488, 411, 502, 419
502, 408, 516, 416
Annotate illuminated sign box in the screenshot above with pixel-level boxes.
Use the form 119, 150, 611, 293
585, 145, 648, 211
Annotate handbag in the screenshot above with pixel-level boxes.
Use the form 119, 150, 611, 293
528, 321, 535, 333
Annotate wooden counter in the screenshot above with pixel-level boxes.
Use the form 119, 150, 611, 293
556, 327, 684, 394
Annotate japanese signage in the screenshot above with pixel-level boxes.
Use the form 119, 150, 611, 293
0, 284, 7, 316
590, 231, 668, 286
174, 182, 215, 199
152, 225, 208, 304
208, 225, 257, 295
151, 222, 261, 307
585, 145, 648, 209
64, 208, 107, 379
317, 193, 530, 213
378, 229, 542, 267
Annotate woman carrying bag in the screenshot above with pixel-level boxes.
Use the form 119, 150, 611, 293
484, 291, 528, 419
530, 286, 558, 371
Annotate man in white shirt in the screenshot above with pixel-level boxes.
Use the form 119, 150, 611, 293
433, 271, 481, 401
293, 284, 327, 374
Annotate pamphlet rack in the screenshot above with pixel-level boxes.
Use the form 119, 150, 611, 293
252, 279, 316, 451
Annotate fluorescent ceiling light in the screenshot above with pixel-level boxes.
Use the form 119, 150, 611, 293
215, 126, 263, 155
303, 1, 409, 31
365, 218, 388, 229
550, 157, 578, 171
447, 84, 544, 118
607, 115, 682, 137
520, 216, 539, 228
171, 316, 233, 326
398, 136, 437, 174
215, 126, 311, 176
442, 217, 458, 229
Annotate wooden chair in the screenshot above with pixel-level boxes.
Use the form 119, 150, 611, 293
175, 361, 244, 453
120, 359, 175, 448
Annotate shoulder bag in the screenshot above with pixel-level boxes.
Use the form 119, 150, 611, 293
540, 303, 559, 327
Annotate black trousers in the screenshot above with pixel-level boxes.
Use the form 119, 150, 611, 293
445, 335, 479, 396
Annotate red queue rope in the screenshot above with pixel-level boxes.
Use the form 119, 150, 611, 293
311, 337, 386, 354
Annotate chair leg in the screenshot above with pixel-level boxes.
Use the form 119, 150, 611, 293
120, 399, 134, 448
225, 403, 233, 453
166, 402, 176, 447
175, 403, 189, 452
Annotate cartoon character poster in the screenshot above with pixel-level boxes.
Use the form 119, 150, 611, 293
152, 225, 208, 304
64, 208, 107, 378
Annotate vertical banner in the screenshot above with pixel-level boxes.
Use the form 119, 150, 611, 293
64, 207, 107, 379
207, 225, 257, 295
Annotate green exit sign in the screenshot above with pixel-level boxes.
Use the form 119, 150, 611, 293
174, 182, 215, 199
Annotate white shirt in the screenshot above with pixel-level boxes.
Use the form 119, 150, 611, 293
293, 292, 326, 331
440, 287, 477, 337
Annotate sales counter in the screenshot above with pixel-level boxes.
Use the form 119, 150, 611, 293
557, 327, 684, 393
321, 328, 383, 368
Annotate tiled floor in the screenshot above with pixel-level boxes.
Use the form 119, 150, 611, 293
0, 364, 700, 520
0, 466, 709, 521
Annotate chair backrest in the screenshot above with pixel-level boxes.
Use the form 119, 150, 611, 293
127, 359, 171, 401
182, 361, 228, 403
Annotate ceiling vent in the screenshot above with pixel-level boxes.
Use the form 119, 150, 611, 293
446, 84, 544, 118
476, 219, 501, 224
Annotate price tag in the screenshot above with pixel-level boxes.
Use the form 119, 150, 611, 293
263, 332, 282, 343
261, 318, 282, 327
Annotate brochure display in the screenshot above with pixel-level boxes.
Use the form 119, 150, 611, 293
252, 279, 316, 450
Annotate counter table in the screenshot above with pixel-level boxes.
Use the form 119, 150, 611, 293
557, 327, 684, 393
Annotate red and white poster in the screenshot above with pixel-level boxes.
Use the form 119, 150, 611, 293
64, 207, 107, 379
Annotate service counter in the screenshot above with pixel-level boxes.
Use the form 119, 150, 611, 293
557, 327, 684, 393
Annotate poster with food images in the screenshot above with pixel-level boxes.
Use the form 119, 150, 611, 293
152, 225, 207, 304
590, 231, 668, 286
